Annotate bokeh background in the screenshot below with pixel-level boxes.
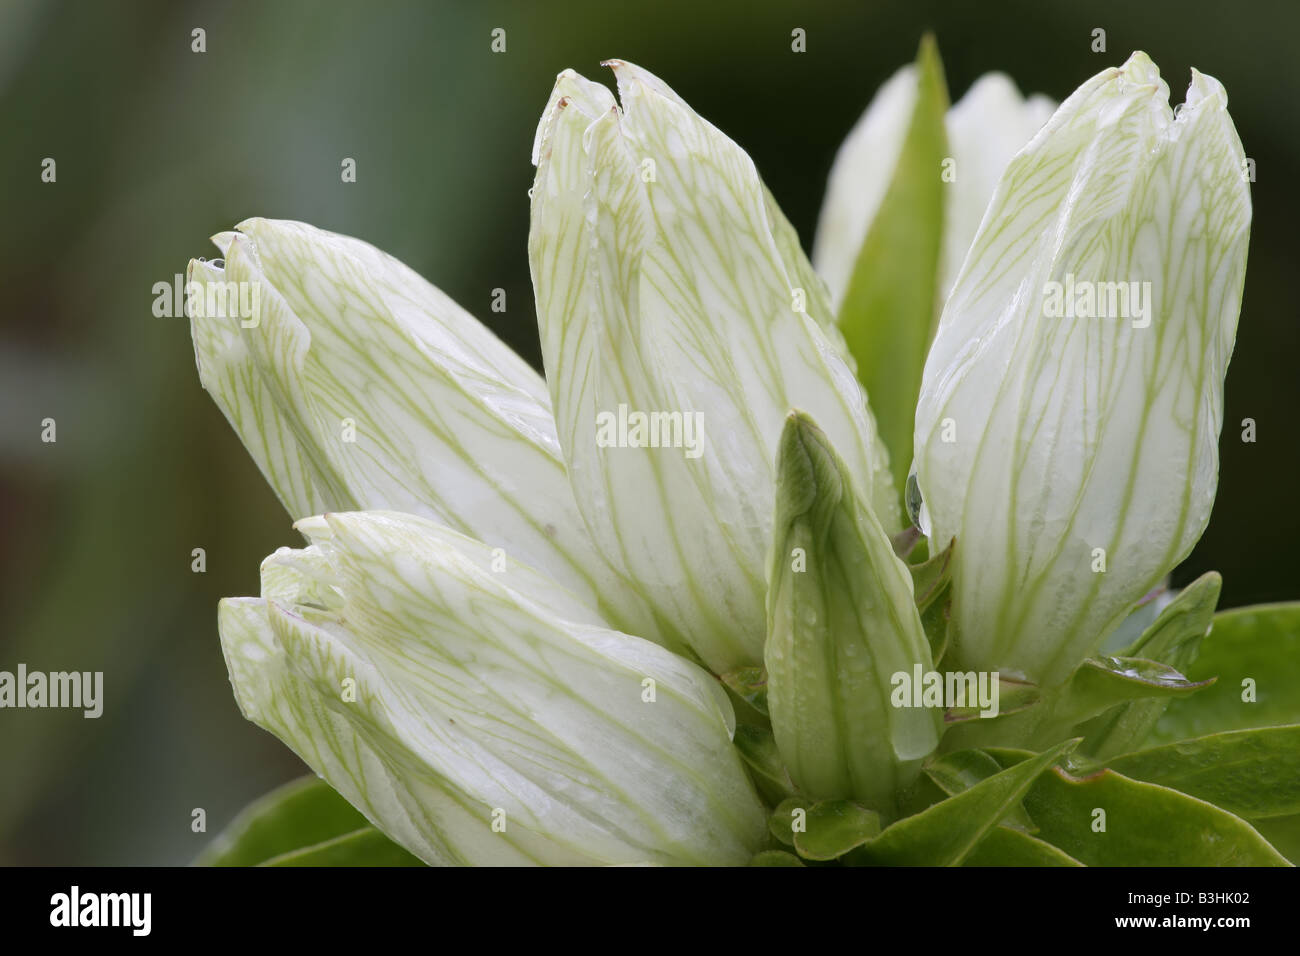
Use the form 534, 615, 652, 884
1, 0, 1295, 864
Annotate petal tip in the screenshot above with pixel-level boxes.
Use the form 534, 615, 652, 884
1118, 50, 1161, 86
1184, 68, 1227, 110
210, 230, 239, 255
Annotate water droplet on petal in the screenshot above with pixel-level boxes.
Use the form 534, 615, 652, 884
905, 463, 931, 537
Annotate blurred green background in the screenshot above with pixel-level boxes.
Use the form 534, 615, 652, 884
1, 0, 1295, 864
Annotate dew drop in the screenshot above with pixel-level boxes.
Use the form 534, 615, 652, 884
904, 463, 930, 538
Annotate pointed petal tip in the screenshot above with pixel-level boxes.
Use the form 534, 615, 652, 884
1084, 52, 1167, 116
1118, 50, 1162, 86
554, 69, 616, 113
228, 218, 262, 248
212, 233, 265, 296
210, 230, 240, 256
1184, 68, 1228, 110
602, 58, 685, 111
230, 217, 314, 254
776, 411, 842, 520
916, 32, 941, 67
532, 68, 616, 166
780, 409, 831, 453
293, 514, 333, 540
599, 58, 639, 79
187, 256, 219, 284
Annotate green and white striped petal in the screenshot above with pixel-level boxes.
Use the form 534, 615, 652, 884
912, 53, 1251, 687
189, 218, 662, 646
941, 73, 1056, 302
220, 510, 767, 866
765, 413, 940, 812
528, 62, 896, 673
813, 64, 1054, 311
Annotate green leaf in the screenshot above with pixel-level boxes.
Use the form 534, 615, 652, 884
1107, 726, 1300, 820
891, 524, 923, 561
944, 674, 1041, 724
1125, 572, 1221, 665
920, 595, 951, 665
1070, 655, 1214, 711
792, 801, 883, 861
1025, 655, 1212, 748
1080, 573, 1221, 757
1099, 589, 1171, 653
962, 828, 1083, 867
909, 536, 954, 613
197, 776, 371, 867
768, 796, 814, 847
989, 749, 1290, 866
733, 724, 796, 802
836, 34, 948, 493
750, 850, 806, 867
1253, 815, 1300, 865
911, 535, 953, 663
923, 750, 1036, 833
721, 667, 769, 717
261, 827, 425, 867
894, 763, 951, 819
1153, 603, 1300, 743
854, 739, 1077, 865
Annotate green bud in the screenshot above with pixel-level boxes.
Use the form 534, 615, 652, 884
764, 412, 940, 812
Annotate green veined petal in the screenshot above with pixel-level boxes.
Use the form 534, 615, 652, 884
529, 62, 896, 671
190, 218, 665, 649
222, 511, 767, 866
914, 53, 1251, 687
